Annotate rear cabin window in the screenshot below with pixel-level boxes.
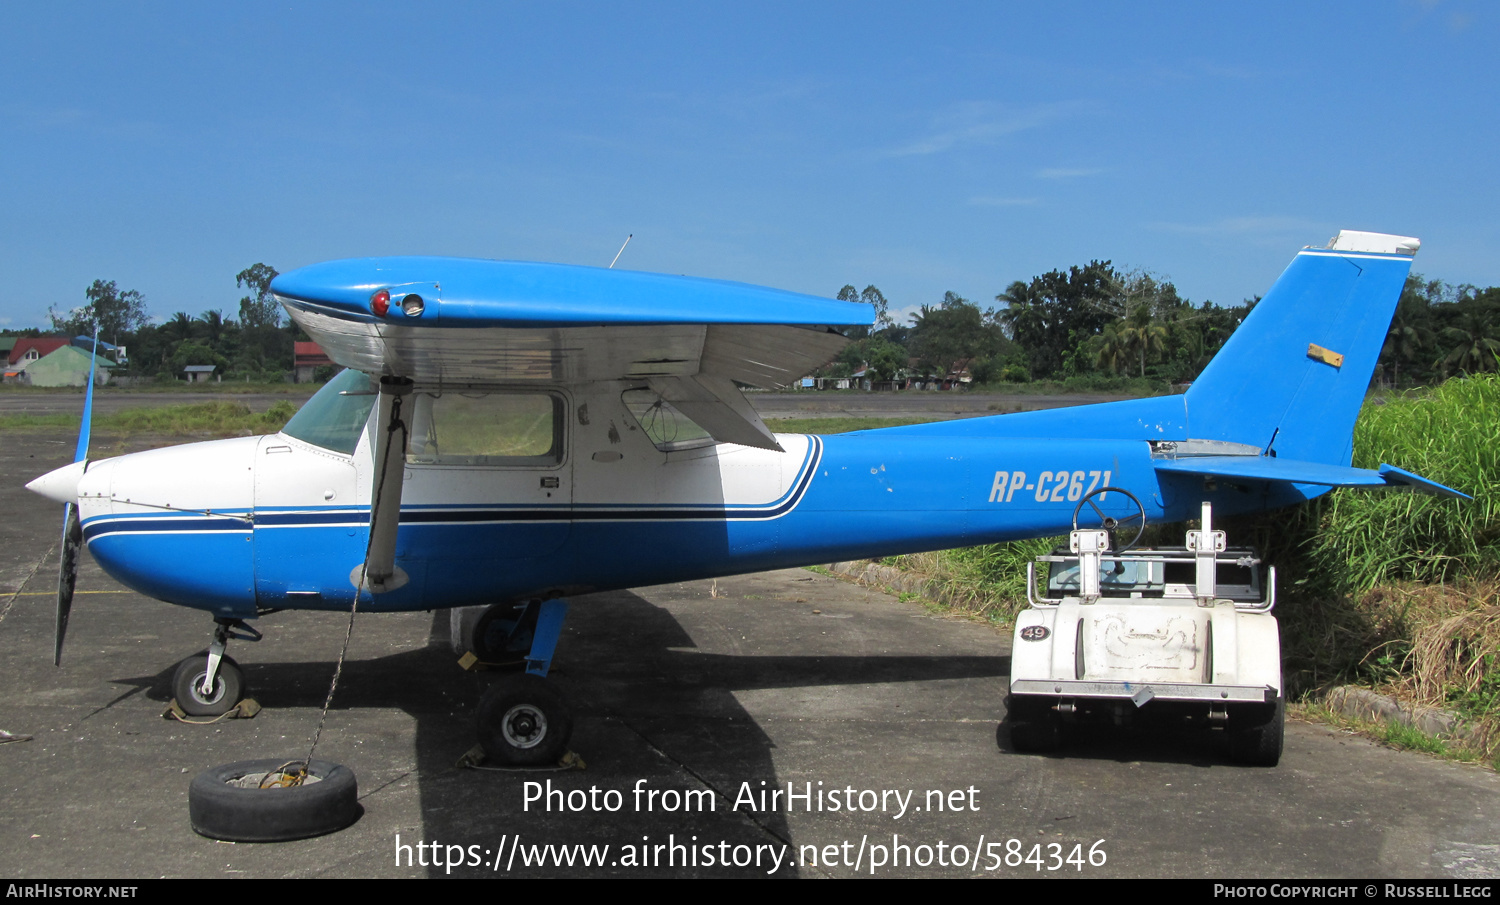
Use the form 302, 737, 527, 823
406, 391, 562, 466
621, 388, 715, 452
280, 368, 376, 455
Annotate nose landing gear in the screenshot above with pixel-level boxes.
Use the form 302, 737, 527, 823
172, 617, 261, 717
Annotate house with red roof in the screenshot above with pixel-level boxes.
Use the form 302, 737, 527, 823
8, 337, 70, 367
294, 341, 334, 383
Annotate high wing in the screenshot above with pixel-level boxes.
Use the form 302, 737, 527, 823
272, 256, 870, 449
272, 256, 873, 594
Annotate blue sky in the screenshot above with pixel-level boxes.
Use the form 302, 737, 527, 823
2, 2, 1495, 329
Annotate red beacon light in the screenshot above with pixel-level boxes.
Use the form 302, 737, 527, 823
370, 289, 391, 317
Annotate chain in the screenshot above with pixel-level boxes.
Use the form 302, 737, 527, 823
296, 391, 408, 780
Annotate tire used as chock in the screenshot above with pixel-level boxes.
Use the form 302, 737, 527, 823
476, 673, 573, 766
189, 758, 361, 842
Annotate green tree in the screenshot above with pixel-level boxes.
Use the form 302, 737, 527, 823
237, 263, 281, 329
161, 312, 195, 344
168, 341, 229, 375
1438, 312, 1500, 377
996, 262, 1117, 379
836, 284, 893, 339
910, 291, 1008, 380
1115, 303, 1169, 377
1381, 292, 1434, 388
48, 280, 149, 347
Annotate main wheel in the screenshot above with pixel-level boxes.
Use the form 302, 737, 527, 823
172, 655, 244, 717
1227, 694, 1284, 766
189, 758, 360, 842
476, 674, 573, 766
471, 602, 534, 665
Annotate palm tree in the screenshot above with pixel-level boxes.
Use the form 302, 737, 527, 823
1381, 297, 1432, 387
161, 312, 194, 344
1092, 321, 1129, 375
1116, 304, 1169, 378
1438, 313, 1500, 377
195, 310, 233, 348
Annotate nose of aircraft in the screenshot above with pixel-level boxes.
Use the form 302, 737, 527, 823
26, 460, 88, 505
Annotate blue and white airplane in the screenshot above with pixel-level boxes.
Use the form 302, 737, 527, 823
26, 229, 1464, 764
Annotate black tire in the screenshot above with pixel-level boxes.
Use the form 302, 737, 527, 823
1007, 717, 1062, 753
1227, 695, 1285, 767
189, 758, 360, 842
173, 655, 244, 717
472, 602, 533, 665
476, 674, 573, 766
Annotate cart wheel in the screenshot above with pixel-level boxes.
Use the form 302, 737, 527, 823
1007, 717, 1062, 753
1227, 694, 1284, 766
1003, 696, 1062, 753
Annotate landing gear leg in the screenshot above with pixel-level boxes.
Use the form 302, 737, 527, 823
172, 617, 260, 717
475, 599, 574, 765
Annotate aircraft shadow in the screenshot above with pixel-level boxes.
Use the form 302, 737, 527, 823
109, 588, 1010, 877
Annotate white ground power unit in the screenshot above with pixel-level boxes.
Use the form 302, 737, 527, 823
1005, 500, 1284, 766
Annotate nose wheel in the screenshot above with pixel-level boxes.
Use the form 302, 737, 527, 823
172, 617, 260, 717
173, 655, 245, 716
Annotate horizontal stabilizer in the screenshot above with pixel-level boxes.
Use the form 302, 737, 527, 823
1376, 464, 1471, 499
1155, 456, 1469, 499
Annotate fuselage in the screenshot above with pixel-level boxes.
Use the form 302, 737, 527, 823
57, 372, 1320, 620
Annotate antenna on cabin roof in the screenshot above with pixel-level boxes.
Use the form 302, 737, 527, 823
609, 234, 633, 269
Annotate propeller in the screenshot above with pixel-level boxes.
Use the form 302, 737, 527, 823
53, 329, 100, 665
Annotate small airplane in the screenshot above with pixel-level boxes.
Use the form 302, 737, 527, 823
26, 229, 1466, 765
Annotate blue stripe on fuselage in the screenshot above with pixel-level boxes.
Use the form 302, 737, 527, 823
81, 431, 1301, 615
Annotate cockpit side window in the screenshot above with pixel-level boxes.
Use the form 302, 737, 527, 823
406, 391, 563, 467
621, 387, 715, 452
280, 368, 377, 455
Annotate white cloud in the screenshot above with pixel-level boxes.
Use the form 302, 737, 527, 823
966, 196, 1038, 207
882, 101, 1087, 158
1036, 167, 1105, 179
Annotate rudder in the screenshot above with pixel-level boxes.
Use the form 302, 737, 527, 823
1184, 230, 1418, 466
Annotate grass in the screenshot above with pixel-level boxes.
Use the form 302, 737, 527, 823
0, 381, 311, 395
764, 416, 934, 434
881, 536, 1061, 627
816, 376, 1500, 765
0, 400, 299, 437
1296, 702, 1495, 767
1302, 373, 1500, 594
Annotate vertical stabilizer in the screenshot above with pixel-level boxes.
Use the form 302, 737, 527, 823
1183, 231, 1418, 467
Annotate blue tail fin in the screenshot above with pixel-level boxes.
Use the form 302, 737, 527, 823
1184, 230, 1419, 466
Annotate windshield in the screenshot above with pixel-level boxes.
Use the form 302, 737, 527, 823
281, 369, 376, 455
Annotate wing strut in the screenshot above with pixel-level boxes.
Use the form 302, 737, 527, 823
646, 374, 784, 451
358, 376, 414, 594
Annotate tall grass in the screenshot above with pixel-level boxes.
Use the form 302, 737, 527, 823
1304, 373, 1500, 594
884, 535, 1061, 623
